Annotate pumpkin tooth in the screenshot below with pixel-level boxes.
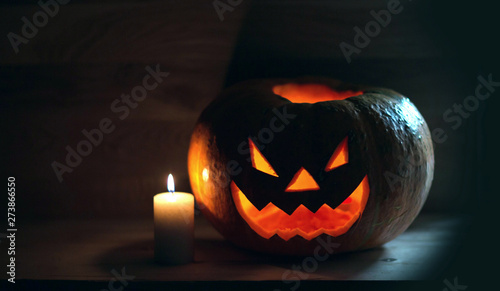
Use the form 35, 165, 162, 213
230, 176, 370, 241
275, 229, 298, 241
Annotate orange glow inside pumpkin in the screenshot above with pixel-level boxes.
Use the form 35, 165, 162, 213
285, 167, 320, 192
273, 83, 363, 103
249, 138, 279, 177
188, 129, 219, 218
231, 175, 369, 240
237, 135, 368, 240
189, 85, 369, 241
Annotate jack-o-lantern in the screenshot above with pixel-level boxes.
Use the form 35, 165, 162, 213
188, 77, 434, 255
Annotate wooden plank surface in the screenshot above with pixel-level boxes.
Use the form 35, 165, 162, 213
1, 214, 466, 282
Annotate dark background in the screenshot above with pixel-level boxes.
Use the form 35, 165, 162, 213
1, 0, 498, 288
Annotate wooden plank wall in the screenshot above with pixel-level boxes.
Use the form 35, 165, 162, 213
1, 0, 250, 218
1, 0, 496, 219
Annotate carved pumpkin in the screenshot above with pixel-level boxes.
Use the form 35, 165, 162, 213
188, 77, 434, 255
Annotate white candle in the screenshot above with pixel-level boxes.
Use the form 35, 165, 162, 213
154, 174, 194, 265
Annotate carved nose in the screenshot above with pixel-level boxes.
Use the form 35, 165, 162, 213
285, 167, 320, 192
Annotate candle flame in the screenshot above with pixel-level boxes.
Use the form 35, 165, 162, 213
167, 174, 175, 193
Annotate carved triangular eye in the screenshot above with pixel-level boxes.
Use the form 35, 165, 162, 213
249, 138, 279, 177
325, 137, 349, 171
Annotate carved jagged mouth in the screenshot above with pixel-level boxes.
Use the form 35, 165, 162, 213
230, 176, 370, 241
